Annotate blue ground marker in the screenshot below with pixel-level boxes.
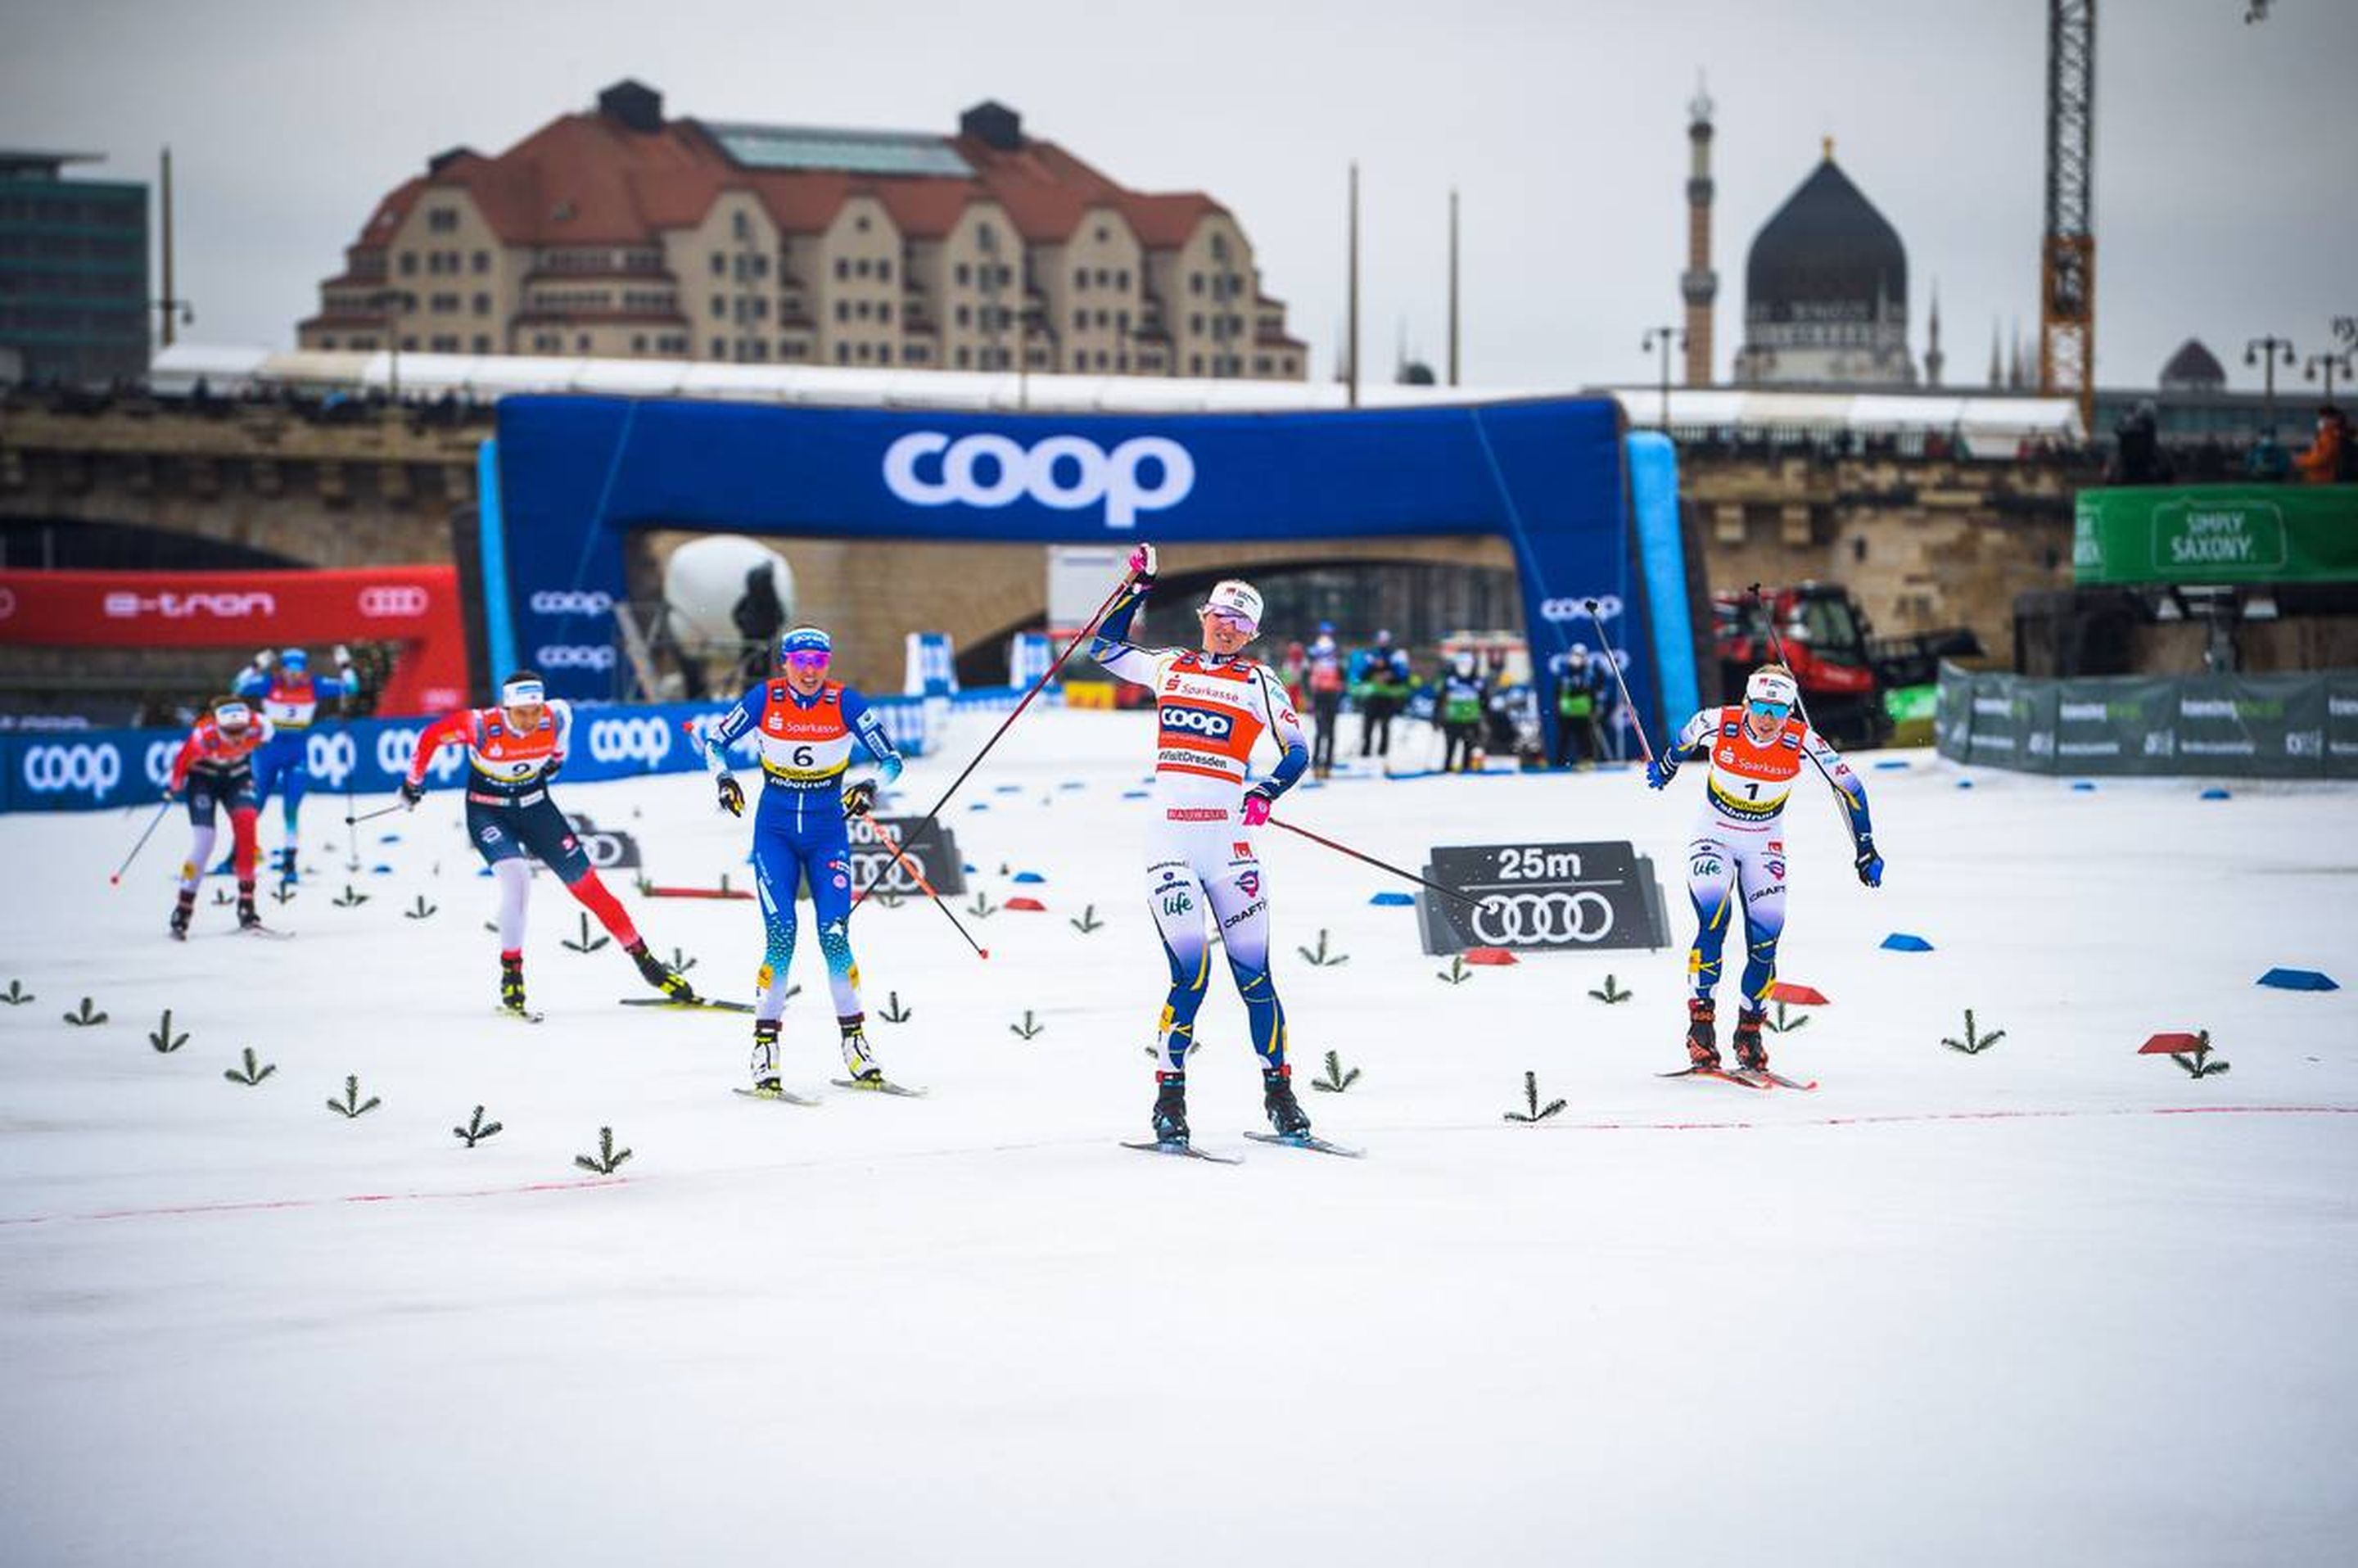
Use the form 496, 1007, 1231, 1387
1880, 933, 1935, 952
1370, 892, 1416, 907
2256, 968, 2338, 992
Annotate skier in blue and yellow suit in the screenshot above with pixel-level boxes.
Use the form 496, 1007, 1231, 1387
702, 626, 905, 1096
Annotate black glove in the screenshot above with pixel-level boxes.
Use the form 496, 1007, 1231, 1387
398, 778, 425, 810
841, 779, 877, 820
1854, 836, 1885, 888
539, 757, 563, 784
716, 775, 745, 818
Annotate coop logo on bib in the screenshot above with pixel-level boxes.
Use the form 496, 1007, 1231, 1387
1159, 703, 1235, 741
883, 432, 1195, 530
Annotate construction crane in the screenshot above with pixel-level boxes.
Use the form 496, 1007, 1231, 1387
2040, 1, 2096, 435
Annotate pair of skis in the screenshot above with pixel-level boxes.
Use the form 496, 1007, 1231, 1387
1660, 1064, 1819, 1091
1123, 1131, 1365, 1163
733, 1077, 928, 1105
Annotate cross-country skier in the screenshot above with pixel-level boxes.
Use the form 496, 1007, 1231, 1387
399, 671, 695, 1018
1646, 663, 1883, 1075
233, 645, 361, 883
1305, 623, 1346, 779
163, 695, 276, 938
1091, 545, 1315, 1146
701, 626, 906, 1096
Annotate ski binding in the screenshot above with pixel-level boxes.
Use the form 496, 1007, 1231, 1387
829, 1077, 928, 1098
1121, 1138, 1242, 1164
734, 1085, 821, 1107
1243, 1131, 1365, 1158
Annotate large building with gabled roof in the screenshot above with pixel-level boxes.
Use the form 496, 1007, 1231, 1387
298, 81, 1307, 381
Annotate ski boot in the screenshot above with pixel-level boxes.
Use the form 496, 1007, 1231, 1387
236, 883, 263, 932
1151, 1071, 1190, 1145
749, 1019, 783, 1096
626, 940, 697, 1003
1686, 999, 1720, 1070
1732, 1010, 1768, 1074
499, 953, 529, 1016
838, 1019, 883, 1084
274, 845, 300, 888
1263, 1064, 1312, 1136
169, 891, 194, 942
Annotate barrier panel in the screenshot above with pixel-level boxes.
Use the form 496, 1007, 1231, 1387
0, 692, 957, 813
1935, 663, 2356, 779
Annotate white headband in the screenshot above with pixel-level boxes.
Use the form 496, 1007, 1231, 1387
501, 678, 547, 707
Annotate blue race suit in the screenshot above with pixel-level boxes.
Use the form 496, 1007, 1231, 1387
703, 678, 904, 1025
232, 662, 357, 858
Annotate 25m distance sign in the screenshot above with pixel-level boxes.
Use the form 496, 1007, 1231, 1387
1420, 839, 1666, 955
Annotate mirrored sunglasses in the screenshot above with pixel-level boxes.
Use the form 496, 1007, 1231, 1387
784, 650, 832, 671
1747, 698, 1792, 720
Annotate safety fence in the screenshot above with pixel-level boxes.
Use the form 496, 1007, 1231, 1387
0, 689, 1005, 814
1934, 664, 2358, 778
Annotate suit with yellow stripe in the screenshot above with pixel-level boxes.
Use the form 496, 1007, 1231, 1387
1666, 704, 1872, 1008
703, 678, 904, 1023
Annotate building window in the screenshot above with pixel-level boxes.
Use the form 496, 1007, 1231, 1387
956, 346, 971, 368
576, 334, 590, 351
428, 208, 458, 233
1095, 310, 1109, 328
473, 293, 490, 315
879, 302, 892, 323
711, 297, 726, 319
732, 210, 750, 239
836, 342, 850, 363
400, 253, 417, 276
319, 336, 337, 350
1117, 352, 1128, 372
1073, 268, 1087, 291
955, 262, 971, 287
855, 214, 871, 232
955, 305, 971, 327
907, 344, 928, 364
472, 251, 490, 273
834, 257, 849, 280
853, 257, 870, 278
835, 300, 850, 323
1072, 309, 1086, 331
710, 254, 725, 277
1190, 354, 1203, 375
1188, 272, 1202, 295
1116, 269, 1130, 291
474, 334, 491, 354
1283, 356, 1296, 376
1254, 355, 1271, 375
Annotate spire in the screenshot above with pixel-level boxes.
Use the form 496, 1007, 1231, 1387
1925, 282, 1945, 388
1822, 134, 1835, 162
1989, 321, 2003, 389
1681, 69, 1719, 386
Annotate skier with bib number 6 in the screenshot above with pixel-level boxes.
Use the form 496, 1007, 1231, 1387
1646, 663, 1882, 1078
1091, 544, 1316, 1149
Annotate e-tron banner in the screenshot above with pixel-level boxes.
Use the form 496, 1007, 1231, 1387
0, 566, 470, 716
1416, 839, 1668, 956
490, 395, 1661, 742
0, 694, 937, 813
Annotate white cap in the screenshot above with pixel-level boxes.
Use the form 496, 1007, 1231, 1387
1200, 580, 1263, 635
1745, 666, 1799, 710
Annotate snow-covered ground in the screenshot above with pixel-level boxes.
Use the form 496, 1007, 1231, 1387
3, 707, 2353, 1566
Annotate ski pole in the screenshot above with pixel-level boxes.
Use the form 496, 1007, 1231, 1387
852, 571, 1131, 906
1265, 815, 1488, 908
1580, 598, 1655, 764
861, 815, 989, 961
345, 802, 408, 826
1746, 583, 1863, 851
107, 800, 175, 886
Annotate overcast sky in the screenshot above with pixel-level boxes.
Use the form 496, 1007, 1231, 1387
7, 0, 2352, 396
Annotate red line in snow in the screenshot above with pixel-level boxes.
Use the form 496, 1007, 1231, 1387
1, 1176, 629, 1228
1530, 1105, 2358, 1134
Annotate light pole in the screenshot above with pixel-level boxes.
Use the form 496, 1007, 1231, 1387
373, 287, 407, 402
1642, 325, 1685, 429
2304, 347, 2354, 409
2245, 334, 2295, 433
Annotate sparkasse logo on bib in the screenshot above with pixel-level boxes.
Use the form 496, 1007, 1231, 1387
883, 432, 1194, 529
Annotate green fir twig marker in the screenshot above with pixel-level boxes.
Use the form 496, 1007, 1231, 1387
62, 996, 107, 1028
634, 874, 654, 897
271, 883, 297, 906
1297, 929, 1349, 967
147, 1009, 190, 1054
717, 872, 732, 896
1, 979, 33, 1005
1310, 1049, 1360, 1094
561, 912, 610, 954
326, 1074, 382, 1118
1010, 1010, 1044, 1040
223, 1046, 276, 1087
404, 895, 438, 921
482, 921, 499, 935
1069, 903, 1104, 933
668, 947, 698, 974
453, 1105, 503, 1147
332, 883, 369, 908
1942, 1009, 2007, 1055
968, 892, 1001, 920
1503, 1070, 1566, 1124
1765, 999, 1811, 1034
212, 888, 236, 907
1588, 974, 1631, 1004
573, 1126, 632, 1174
2171, 1030, 2232, 1079
874, 888, 905, 909
1436, 956, 1472, 986
878, 991, 913, 1023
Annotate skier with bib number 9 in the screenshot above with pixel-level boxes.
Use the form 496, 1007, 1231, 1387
1091, 544, 1315, 1148
1646, 663, 1882, 1077
701, 626, 906, 1098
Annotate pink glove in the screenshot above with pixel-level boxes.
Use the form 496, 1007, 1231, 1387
1241, 789, 1273, 827
1127, 543, 1158, 580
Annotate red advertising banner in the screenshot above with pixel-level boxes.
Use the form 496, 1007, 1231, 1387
0, 567, 469, 715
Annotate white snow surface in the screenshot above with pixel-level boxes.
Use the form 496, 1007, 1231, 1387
3, 708, 2353, 1567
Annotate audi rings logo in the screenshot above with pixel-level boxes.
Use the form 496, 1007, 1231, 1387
357, 585, 430, 617
529, 590, 617, 617
22, 743, 122, 797
535, 644, 616, 671
883, 431, 1194, 530
1541, 594, 1621, 624
586, 716, 672, 766
306, 730, 358, 789
1469, 890, 1616, 946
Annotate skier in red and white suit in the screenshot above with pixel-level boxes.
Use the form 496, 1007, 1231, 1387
1647, 663, 1883, 1073
164, 696, 276, 938
1091, 545, 1315, 1145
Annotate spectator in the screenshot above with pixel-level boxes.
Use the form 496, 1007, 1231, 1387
2247, 428, 2292, 483
1303, 623, 1346, 780
2108, 400, 2168, 486
1438, 653, 1485, 773
730, 564, 786, 687
1353, 630, 1410, 762
2292, 405, 2350, 485
1547, 643, 1607, 766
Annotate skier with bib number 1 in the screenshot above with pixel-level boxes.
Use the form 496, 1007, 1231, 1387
1091, 543, 1331, 1156
1646, 663, 1881, 1083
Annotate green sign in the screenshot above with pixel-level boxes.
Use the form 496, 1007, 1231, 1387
2074, 485, 2358, 585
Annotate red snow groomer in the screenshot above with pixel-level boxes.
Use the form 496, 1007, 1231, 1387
1712, 583, 1981, 750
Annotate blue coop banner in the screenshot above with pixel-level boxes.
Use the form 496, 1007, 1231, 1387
486, 395, 1672, 742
